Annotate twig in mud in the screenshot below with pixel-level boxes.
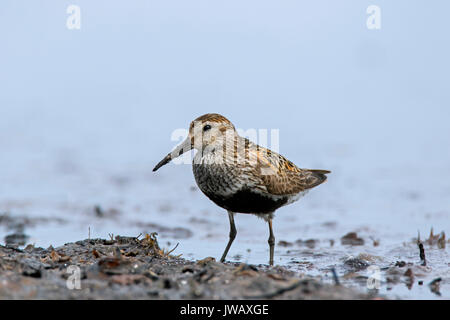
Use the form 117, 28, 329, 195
165, 242, 179, 256
330, 268, 340, 286
417, 241, 426, 266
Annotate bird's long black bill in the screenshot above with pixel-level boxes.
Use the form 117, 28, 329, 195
153, 154, 172, 172
153, 137, 193, 172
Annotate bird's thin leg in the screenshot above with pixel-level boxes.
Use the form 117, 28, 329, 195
268, 218, 275, 266
220, 211, 237, 263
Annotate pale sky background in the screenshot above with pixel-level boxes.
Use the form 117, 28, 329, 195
1, 0, 449, 210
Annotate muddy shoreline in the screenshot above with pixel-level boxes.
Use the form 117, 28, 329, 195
1, 210, 448, 299
0, 234, 374, 300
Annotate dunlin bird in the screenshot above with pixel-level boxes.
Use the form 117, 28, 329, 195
153, 113, 330, 266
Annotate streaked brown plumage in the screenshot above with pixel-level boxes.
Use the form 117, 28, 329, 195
153, 113, 330, 265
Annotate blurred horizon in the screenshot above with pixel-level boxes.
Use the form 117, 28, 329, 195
1, 1, 449, 246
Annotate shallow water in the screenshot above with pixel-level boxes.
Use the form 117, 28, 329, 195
1, 1, 450, 300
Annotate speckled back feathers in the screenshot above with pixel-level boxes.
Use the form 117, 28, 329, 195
188, 114, 330, 213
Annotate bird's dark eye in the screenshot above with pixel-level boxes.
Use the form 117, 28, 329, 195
203, 124, 211, 132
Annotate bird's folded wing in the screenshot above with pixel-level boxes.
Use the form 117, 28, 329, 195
249, 145, 329, 196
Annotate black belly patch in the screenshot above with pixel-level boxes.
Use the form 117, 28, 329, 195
203, 188, 288, 214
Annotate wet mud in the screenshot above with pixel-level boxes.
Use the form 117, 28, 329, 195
0, 235, 371, 300
1, 205, 449, 299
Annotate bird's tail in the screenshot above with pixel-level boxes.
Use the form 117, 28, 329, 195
309, 169, 331, 185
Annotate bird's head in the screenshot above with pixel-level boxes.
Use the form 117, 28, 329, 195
153, 113, 236, 171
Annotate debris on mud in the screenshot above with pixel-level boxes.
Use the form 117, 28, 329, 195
340, 232, 364, 246
295, 239, 317, 249
0, 234, 371, 299
416, 228, 447, 250
403, 268, 414, 289
343, 257, 370, 272
425, 228, 446, 249
4, 232, 29, 247
93, 205, 121, 219
0, 212, 66, 229
278, 240, 294, 247
0, 212, 66, 248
